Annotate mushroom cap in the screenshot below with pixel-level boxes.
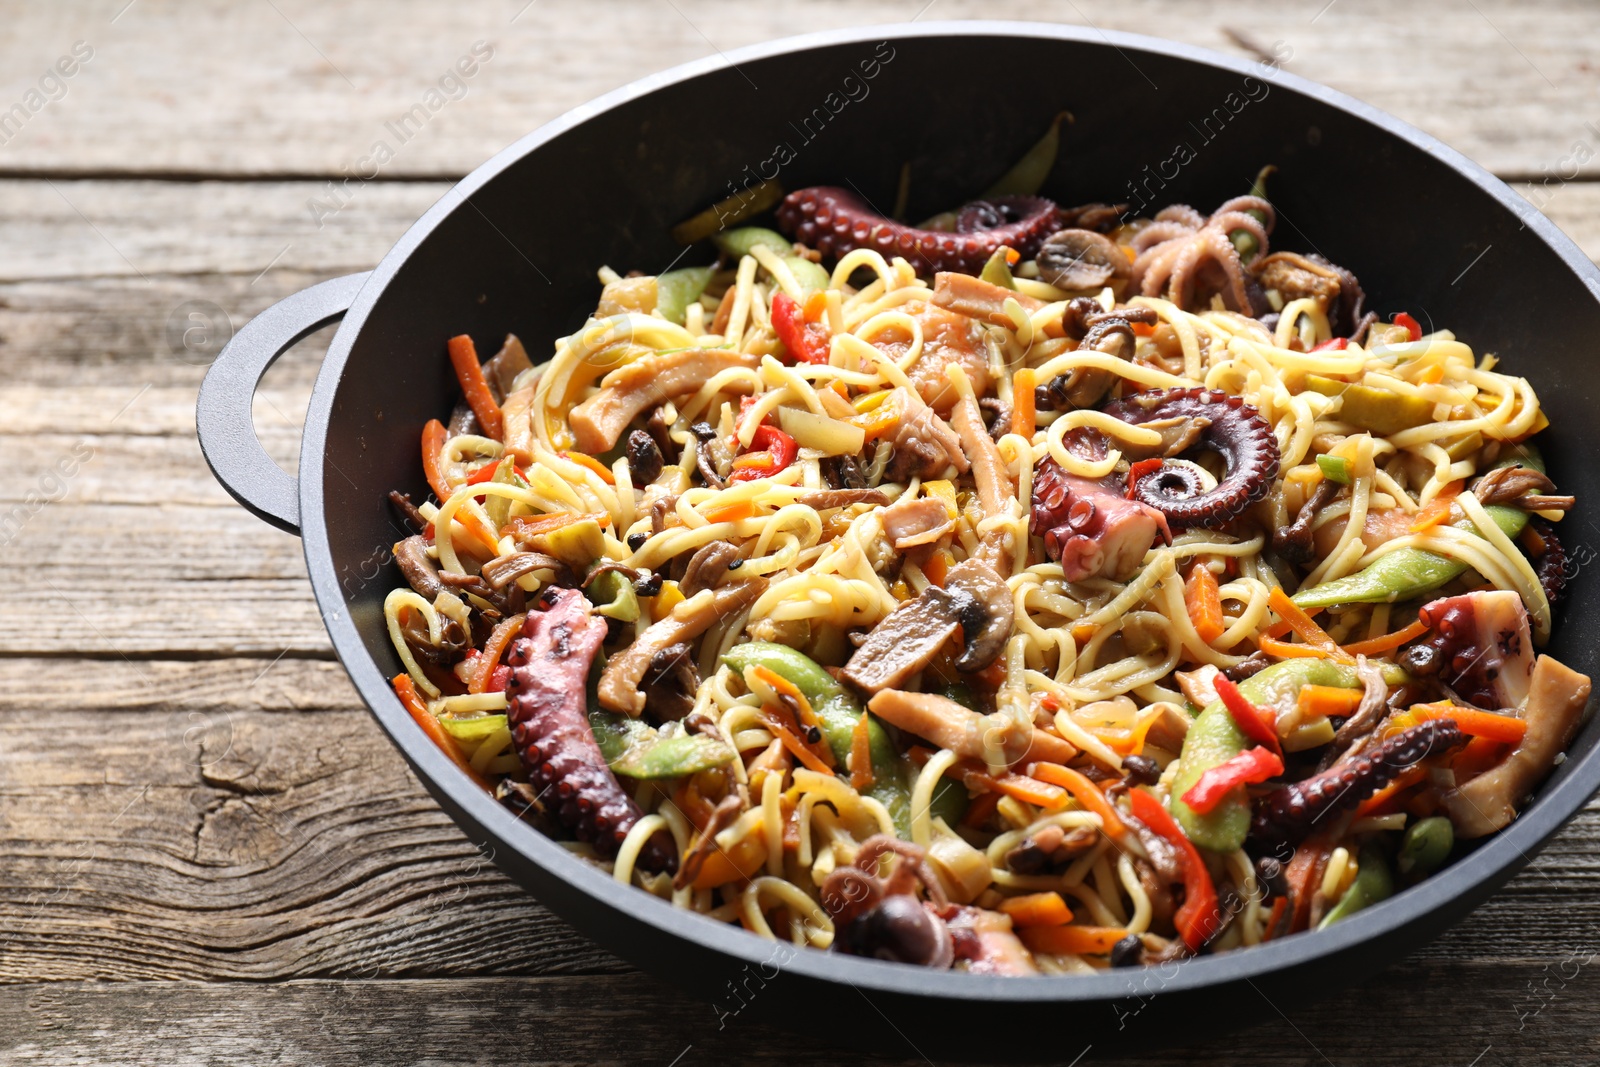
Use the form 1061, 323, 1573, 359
946, 558, 1014, 672
1035, 228, 1131, 290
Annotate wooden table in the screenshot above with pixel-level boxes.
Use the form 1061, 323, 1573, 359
2, 2, 1598, 1063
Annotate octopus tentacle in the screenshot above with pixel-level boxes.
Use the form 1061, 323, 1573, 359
1155, 204, 1207, 228
1101, 388, 1281, 529
776, 186, 1061, 275
1130, 220, 1197, 253
505, 589, 677, 873
1528, 517, 1569, 606
1030, 459, 1171, 581
1251, 720, 1466, 848
1130, 196, 1275, 312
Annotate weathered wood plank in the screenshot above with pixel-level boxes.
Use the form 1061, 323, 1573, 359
0, 657, 1596, 989
2, 0, 1597, 181
1, 965, 1597, 1067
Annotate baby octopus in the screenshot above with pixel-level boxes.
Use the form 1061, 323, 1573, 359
1130, 196, 1275, 313
776, 186, 1061, 275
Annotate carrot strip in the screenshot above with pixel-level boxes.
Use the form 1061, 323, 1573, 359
705, 500, 755, 524
964, 768, 1069, 811
1028, 762, 1127, 838
1285, 840, 1330, 934
469, 613, 526, 694
999, 892, 1075, 927
1407, 499, 1453, 534
1184, 563, 1227, 643
1411, 703, 1529, 744
1259, 635, 1327, 660
447, 334, 504, 440
501, 511, 611, 538
850, 709, 875, 793
1261, 896, 1289, 941
1011, 368, 1037, 438
1354, 765, 1427, 819
1268, 588, 1354, 664
1295, 685, 1365, 722
391, 673, 491, 790
763, 711, 835, 775
1018, 924, 1129, 956
1341, 617, 1430, 656
420, 419, 450, 501
560, 451, 616, 485
962, 790, 1001, 828
1451, 735, 1508, 783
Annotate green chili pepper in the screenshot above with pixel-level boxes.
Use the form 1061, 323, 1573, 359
671, 179, 784, 245
1318, 841, 1394, 929
721, 641, 914, 837
1396, 815, 1454, 881
588, 709, 735, 779
1294, 446, 1546, 609
1230, 164, 1276, 259
1316, 454, 1351, 485
712, 226, 792, 261
782, 255, 831, 294
979, 247, 1018, 290
1173, 659, 1408, 851
655, 266, 713, 326
982, 110, 1070, 198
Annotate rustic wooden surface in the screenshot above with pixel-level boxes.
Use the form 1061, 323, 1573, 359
3, 2, 1600, 1064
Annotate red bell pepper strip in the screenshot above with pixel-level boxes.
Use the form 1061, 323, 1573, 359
729, 425, 799, 483
1394, 312, 1423, 342
1309, 337, 1348, 352
1180, 745, 1284, 815
1127, 788, 1221, 952
1126, 457, 1164, 499
1213, 675, 1282, 758
771, 290, 831, 364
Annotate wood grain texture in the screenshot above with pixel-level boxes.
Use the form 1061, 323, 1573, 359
2, 0, 1599, 180
5, 3, 1600, 1063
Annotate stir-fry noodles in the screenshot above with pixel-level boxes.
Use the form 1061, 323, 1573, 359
383, 145, 1589, 974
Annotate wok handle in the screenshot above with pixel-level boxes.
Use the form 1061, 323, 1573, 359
195, 272, 369, 536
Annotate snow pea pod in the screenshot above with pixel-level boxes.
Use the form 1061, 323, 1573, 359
1292, 445, 1546, 609
1318, 841, 1394, 929
721, 641, 914, 836
588, 709, 735, 780
982, 111, 1070, 198
655, 266, 712, 326
1172, 659, 1407, 851
1397, 815, 1454, 881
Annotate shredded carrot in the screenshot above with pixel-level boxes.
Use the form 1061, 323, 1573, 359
1261, 896, 1289, 941
1267, 588, 1354, 664
1410, 702, 1528, 745
1011, 368, 1037, 438
501, 511, 611, 538
1354, 765, 1427, 819
560, 451, 616, 485
1295, 685, 1365, 722
1341, 617, 1430, 656
964, 768, 1069, 811
420, 419, 450, 501
962, 790, 1000, 828
691, 830, 766, 890
705, 500, 755, 525
1451, 734, 1508, 783
999, 892, 1075, 927
750, 665, 836, 772
470, 613, 527, 694
1028, 762, 1127, 838
1419, 363, 1446, 384
673, 777, 717, 832
1407, 500, 1452, 533
1184, 563, 1227, 643
1285, 841, 1331, 934
458, 510, 504, 557
850, 710, 875, 793
447, 334, 504, 440
761, 709, 835, 775
923, 548, 951, 588
1018, 924, 1129, 956
1259, 635, 1327, 660
391, 673, 491, 791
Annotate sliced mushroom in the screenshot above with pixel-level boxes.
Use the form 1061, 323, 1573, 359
865, 689, 1077, 767
679, 541, 740, 597
597, 579, 766, 716
945, 559, 1013, 672
569, 348, 759, 453
625, 429, 665, 484
1035, 229, 1132, 291
481, 333, 533, 399
480, 550, 575, 591
796, 487, 888, 510
1442, 654, 1592, 837
393, 535, 443, 600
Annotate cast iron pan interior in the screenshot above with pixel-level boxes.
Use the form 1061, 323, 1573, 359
295, 22, 1600, 1056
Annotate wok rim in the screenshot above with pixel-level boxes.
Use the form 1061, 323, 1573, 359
297, 19, 1600, 1008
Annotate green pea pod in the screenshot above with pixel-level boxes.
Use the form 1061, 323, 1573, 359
979, 247, 1018, 290
671, 179, 784, 245
1397, 815, 1454, 881
439, 713, 508, 742
721, 641, 914, 837
782, 255, 831, 294
1230, 164, 1276, 259
713, 226, 792, 261
1318, 841, 1394, 929
982, 111, 1070, 198
1172, 659, 1408, 851
655, 266, 713, 326
588, 708, 735, 780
